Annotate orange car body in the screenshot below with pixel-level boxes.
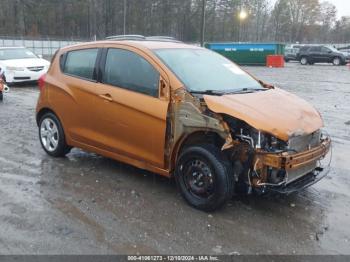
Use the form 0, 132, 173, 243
36, 40, 330, 189
0, 78, 4, 92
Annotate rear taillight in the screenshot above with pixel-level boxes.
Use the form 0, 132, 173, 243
38, 74, 46, 92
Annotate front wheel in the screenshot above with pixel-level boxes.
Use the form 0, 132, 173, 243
333, 57, 341, 66
39, 112, 71, 157
300, 57, 308, 65
175, 144, 234, 211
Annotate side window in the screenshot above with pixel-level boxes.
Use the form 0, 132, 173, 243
102, 49, 160, 97
63, 49, 98, 80
321, 47, 330, 53
310, 46, 321, 52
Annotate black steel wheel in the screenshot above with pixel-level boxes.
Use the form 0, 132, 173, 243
175, 144, 234, 211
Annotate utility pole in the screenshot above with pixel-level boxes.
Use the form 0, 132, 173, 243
200, 0, 206, 47
123, 0, 127, 35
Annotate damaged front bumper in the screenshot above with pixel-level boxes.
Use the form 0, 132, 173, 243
269, 166, 330, 194
253, 135, 331, 194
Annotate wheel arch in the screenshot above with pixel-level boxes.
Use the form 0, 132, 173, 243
169, 130, 226, 175
36, 108, 57, 126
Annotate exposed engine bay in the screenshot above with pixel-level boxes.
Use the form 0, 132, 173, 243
169, 88, 331, 195
221, 115, 330, 194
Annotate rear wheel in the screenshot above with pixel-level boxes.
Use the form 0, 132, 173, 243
175, 144, 234, 211
333, 57, 341, 66
39, 112, 71, 157
300, 57, 308, 65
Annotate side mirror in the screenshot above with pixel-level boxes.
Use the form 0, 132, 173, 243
38, 54, 43, 59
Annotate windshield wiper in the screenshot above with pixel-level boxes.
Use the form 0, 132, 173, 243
190, 90, 227, 96
190, 87, 267, 96
240, 87, 266, 93
220, 87, 267, 94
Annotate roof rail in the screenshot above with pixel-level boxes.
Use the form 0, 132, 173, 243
106, 35, 146, 41
105, 35, 182, 43
146, 36, 182, 43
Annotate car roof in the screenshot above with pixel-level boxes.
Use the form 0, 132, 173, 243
60, 40, 201, 52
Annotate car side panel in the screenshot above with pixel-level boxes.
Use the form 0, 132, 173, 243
45, 73, 100, 146
89, 46, 170, 168
91, 82, 169, 168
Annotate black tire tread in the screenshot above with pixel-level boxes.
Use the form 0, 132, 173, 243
175, 144, 234, 212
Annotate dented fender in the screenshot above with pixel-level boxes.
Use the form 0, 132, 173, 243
167, 89, 233, 171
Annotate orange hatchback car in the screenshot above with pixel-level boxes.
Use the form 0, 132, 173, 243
36, 36, 331, 211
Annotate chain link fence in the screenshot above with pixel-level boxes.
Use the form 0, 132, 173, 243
0, 36, 89, 60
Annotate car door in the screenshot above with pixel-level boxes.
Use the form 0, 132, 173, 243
90, 47, 169, 169
51, 47, 100, 146
308, 46, 322, 62
320, 46, 332, 63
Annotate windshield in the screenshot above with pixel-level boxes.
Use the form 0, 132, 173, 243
154, 48, 264, 93
0, 48, 37, 60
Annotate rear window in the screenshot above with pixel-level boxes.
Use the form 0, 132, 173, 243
63, 49, 98, 80
102, 49, 160, 97
300, 46, 310, 52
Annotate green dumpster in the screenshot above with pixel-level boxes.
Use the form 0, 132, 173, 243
205, 42, 285, 65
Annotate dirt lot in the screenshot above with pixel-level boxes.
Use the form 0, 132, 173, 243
0, 63, 349, 255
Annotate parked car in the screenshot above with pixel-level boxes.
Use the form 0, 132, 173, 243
284, 47, 298, 62
297, 45, 347, 65
36, 36, 331, 211
0, 47, 50, 84
0, 76, 4, 101
340, 49, 350, 62
284, 45, 302, 62
0, 68, 9, 101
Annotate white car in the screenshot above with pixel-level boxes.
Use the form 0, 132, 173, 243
0, 47, 50, 84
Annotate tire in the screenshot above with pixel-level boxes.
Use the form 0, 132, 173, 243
39, 112, 71, 157
0, 91, 3, 101
300, 57, 308, 65
333, 57, 341, 66
284, 58, 290, 63
175, 144, 234, 212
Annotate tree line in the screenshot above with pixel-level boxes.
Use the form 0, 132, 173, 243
0, 0, 349, 43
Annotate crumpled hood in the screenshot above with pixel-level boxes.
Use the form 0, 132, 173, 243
204, 88, 323, 141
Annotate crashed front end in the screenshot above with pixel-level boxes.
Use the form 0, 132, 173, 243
225, 123, 331, 194
201, 89, 332, 194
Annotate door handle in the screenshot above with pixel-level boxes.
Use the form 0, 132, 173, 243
99, 94, 113, 102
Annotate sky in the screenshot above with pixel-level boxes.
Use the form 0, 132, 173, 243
326, 0, 350, 18
270, 0, 350, 18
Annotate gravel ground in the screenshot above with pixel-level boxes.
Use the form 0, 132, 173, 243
0, 62, 349, 255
